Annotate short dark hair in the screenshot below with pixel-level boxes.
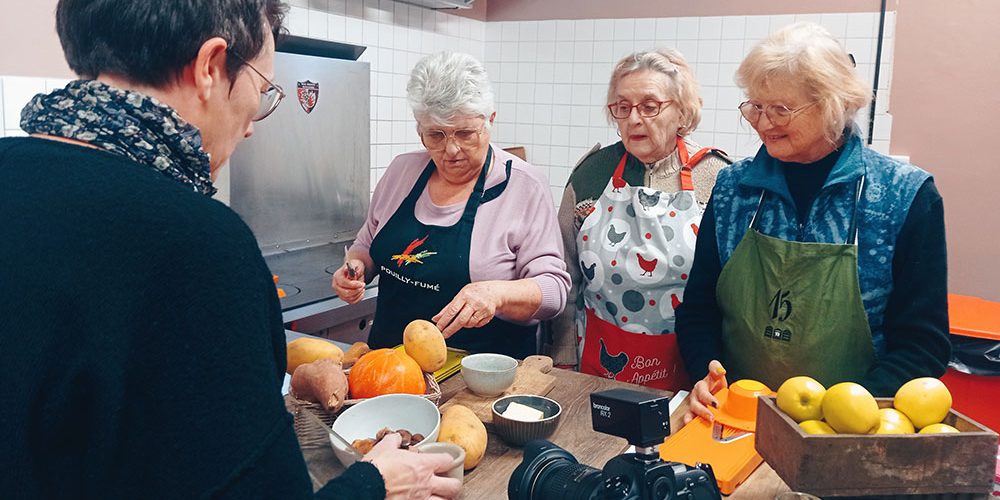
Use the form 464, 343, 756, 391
56, 0, 288, 87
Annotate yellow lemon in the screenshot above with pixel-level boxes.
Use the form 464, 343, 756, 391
918, 423, 960, 434
776, 376, 827, 423
893, 377, 952, 430
875, 408, 916, 434
799, 419, 837, 435
821, 382, 880, 434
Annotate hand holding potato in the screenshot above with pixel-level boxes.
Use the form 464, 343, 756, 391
432, 281, 503, 337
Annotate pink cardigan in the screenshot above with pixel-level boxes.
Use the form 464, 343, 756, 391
352, 147, 570, 321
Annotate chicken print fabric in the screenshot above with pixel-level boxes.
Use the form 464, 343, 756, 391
576, 162, 702, 390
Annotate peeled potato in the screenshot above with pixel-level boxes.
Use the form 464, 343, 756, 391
403, 320, 447, 372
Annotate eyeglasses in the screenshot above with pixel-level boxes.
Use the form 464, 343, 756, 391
738, 101, 816, 127
228, 50, 285, 121
607, 99, 673, 120
420, 126, 485, 150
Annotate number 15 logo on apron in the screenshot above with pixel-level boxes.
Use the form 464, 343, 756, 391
764, 288, 793, 342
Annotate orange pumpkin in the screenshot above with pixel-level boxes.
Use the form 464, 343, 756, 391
348, 348, 427, 399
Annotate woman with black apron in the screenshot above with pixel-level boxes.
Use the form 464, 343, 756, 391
333, 52, 570, 358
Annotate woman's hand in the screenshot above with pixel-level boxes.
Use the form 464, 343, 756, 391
682, 360, 729, 425
332, 259, 367, 304
432, 281, 503, 337
363, 433, 462, 500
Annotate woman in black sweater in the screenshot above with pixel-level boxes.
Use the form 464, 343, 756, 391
0, 1, 459, 499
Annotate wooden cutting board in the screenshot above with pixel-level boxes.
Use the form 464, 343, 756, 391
440, 355, 557, 422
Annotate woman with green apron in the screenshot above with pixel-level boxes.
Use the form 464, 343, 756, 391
676, 23, 949, 423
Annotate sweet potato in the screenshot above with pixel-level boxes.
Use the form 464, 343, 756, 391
290, 359, 349, 412
342, 341, 371, 368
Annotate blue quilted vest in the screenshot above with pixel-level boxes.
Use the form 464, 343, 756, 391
710, 129, 931, 355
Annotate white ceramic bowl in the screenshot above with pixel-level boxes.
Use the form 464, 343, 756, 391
330, 394, 441, 466
461, 353, 518, 397
418, 441, 466, 481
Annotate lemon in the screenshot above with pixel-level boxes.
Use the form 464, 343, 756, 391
799, 419, 836, 435
776, 376, 827, 423
893, 377, 952, 430
874, 408, 915, 434
918, 423, 959, 434
821, 382, 880, 434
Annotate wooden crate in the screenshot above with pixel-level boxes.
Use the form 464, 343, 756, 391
755, 396, 998, 497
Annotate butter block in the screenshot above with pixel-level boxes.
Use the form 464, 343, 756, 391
503, 401, 545, 421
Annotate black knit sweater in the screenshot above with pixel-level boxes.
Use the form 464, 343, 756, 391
0, 138, 383, 499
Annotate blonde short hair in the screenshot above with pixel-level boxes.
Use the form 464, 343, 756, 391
736, 22, 872, 142
606, 49, 702, 136
407, 51, 495, 128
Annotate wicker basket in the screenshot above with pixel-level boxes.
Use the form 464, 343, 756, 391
288, 372, 442, 448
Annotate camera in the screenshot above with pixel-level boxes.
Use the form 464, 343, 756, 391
508, 389, 721, 500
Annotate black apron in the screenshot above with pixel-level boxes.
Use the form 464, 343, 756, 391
367, 147, 537, 358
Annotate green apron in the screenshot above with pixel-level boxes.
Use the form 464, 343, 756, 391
716, 177, 874, 389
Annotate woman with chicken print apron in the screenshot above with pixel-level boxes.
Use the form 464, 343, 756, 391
549, 49, 730, 391
676, 24, 950, 424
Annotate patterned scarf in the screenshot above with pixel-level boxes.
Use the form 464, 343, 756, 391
20, 80, 216, 196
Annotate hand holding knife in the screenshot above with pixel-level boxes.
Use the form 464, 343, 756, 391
344, 245, 359, 280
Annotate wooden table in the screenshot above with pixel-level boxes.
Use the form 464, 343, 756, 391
296, 367, 790, 499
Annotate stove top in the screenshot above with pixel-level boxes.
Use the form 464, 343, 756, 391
263, 242, 375, 312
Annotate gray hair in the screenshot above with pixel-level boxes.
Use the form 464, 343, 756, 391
407, 52, 495, 128
606, 48, 702, 136
736, 22, 872, 143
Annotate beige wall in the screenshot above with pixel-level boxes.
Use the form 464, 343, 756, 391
485, 0, 879, 21
453, 0, 487, 21
0, 0, 71, 78
890, 0, 1000, 301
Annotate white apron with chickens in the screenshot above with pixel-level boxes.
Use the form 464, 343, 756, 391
577, 138, 710, 390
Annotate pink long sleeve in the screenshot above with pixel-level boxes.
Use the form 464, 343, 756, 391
352, 147, 570, 321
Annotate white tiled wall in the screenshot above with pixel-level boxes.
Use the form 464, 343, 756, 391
482, 12, 896, 202
285, 0, 486, 194
0, 5, 895, 206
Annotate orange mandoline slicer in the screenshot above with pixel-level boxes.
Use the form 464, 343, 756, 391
660, 379, 774, 495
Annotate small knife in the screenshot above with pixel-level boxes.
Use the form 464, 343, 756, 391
344, 245, 358, 279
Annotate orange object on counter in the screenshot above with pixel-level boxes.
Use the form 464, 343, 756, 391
944, 293, 1000, 432
273, 274, 287, 298
948, 293, 1000, 341
660, 380, 774, 495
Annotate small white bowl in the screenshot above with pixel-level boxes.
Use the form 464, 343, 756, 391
330, 394, 441, 466
461, 353, 518, 397
418, 441, 465, 481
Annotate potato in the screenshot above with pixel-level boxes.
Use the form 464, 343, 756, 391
286, 337, 343, 375
403, 320, 447, 373
342, 341, 371, 368
438, 405, 487, 470
290, 359, 349, 412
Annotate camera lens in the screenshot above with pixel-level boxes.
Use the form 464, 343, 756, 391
509, 440, 605, 500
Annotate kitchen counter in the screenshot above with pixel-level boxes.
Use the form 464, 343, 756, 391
289, 352, 790, 498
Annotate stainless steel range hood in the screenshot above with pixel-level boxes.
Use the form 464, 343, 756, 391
396, 0, 473, 9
